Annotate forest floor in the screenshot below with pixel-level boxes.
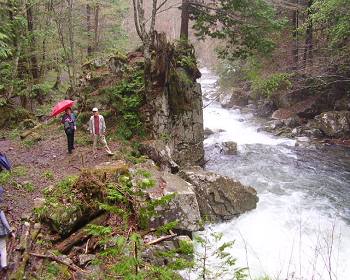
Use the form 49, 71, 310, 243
0, 123, 121, 228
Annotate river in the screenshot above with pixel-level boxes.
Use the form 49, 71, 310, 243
194, 68, 350, 280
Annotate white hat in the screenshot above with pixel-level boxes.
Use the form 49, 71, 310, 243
92, 107, 98, 112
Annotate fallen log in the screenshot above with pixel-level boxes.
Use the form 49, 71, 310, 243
9, 222, 41, 280
56, 214, 107, 254
29, 252, 84, 272
20, 124, 42, 139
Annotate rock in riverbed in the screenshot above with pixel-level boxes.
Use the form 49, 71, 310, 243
221, 141, 238, 155
180, 167, 258, 223
314, 111, 350, 137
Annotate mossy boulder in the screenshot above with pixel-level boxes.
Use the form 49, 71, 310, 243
37, 161, 129, 236
0, 106, 35, 128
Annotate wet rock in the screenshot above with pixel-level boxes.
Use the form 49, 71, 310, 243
139, 140, 179, 173
303, 128, 324, 138
221, 141, 238, 155
256, 101, 277, 118
266, 120, 284, 131
283, 115, 301, 128
219, 90, 249, 108
204, 128, 215, 138
78, 254, 95, 266
246, 103, 257, 110
272, 108, 294, 120
314, 111, 350, 137
291, 126, 304, 137
294, 97, 321, 118
179, 167, 258, 222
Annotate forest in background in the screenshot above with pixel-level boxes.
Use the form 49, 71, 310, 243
216, 0, 350, 103
1, 0, 349, 116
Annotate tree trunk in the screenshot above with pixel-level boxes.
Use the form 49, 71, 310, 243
67, 0, 76, 96
26, 1, 40, 82
144, 37, 152, 96
303, 0, 313, 68
180, 0, 189, 40
86, 4, 92, 56
93, 3, 100, 52
292, 1, 299, 69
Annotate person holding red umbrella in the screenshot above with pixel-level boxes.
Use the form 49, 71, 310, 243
51, 100, 76, 154
61, 108, 76, 154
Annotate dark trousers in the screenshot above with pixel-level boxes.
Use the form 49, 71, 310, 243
65, 130, 75, 153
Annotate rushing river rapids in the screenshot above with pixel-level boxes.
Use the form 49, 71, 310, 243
194, 68, 350, 280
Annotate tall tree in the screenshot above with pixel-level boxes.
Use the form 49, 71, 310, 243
303, 0, 313, 67
93, 2, 100, 52
292, 0, 299, 68
86, 3, 92, 56
180, 0, 189, 40
132, 0, 159, 94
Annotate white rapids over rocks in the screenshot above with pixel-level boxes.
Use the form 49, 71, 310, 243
190, 67, 350, 280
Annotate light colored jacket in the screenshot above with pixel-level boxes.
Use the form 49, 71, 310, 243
89, 115, 106, 135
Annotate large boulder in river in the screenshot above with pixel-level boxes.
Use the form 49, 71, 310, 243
179, 167, 258, 223
219, 89, 249, 108
314, 111, 350, 137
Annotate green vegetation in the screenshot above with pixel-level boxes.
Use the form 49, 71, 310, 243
192, 0, 285, 60
0, 166, 28, 185
42, 170, 54, 181
192, 231, 247, 280
104, 68, 145, 140
252, 73, 292, 98
311, 0, 350, 51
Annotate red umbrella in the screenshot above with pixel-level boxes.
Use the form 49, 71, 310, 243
51, 100, 75, 117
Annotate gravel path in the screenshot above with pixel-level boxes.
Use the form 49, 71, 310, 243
0, 127, 120, 227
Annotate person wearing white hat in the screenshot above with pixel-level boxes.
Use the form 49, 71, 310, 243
88, 108, 114, 156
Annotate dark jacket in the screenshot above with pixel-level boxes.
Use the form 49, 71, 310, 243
61, 113, 76, 133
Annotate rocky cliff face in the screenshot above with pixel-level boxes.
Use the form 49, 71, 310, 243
144, 34, 204, 167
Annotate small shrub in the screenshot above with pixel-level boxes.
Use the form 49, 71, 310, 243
12, 166, 28, 177
43, 170, 54, 180
0, 171, 11, 184
252, 72, 292, 98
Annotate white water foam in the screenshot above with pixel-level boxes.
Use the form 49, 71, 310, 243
203, 103, 295, 147
197, 69, 350, 280
196, 192, 350, 280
